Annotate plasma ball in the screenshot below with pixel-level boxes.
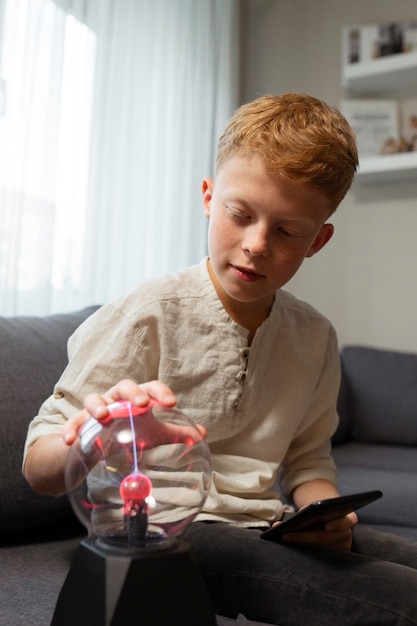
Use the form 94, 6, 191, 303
119, 473, 152, 500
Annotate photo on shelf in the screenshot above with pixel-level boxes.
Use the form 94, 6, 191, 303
342, 21, 417, 64
378, 23, 404, 57
342, 25, 379, 64
404, 23, 417, 53
402, 98, 417, 152
340, 99, 399, 157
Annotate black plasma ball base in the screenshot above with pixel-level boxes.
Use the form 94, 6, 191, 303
51, 536, 217, 626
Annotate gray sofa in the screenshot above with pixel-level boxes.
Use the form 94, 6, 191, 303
333, 346, 417, 540
0, 307, 416, 625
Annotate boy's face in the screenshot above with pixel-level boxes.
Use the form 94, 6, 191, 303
202, 155, 334, 324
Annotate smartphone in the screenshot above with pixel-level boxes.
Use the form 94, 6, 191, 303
260, 490, 383, 542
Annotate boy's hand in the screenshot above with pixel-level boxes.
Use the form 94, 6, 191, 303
278, 511, 358, 552
63, 379, 177, 445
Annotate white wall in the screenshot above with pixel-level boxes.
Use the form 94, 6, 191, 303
241, 0, 417, 351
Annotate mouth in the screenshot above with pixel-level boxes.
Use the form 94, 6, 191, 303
230, 264, 265, 282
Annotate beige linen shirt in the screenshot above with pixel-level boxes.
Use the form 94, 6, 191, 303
23, 258, 339, 527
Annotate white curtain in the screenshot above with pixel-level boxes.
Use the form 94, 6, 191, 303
0, 0, 239, 315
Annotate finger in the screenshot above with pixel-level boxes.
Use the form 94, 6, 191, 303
100, 379, 176, 407
85, 380, 152, 417
84, 379, 177, 421
325, 512, 358, 532
108, 379, 177, 409
84, 392, 111, 420
135, 380, 177, 406
196, 424, 207, 438
63, 409, 90, 445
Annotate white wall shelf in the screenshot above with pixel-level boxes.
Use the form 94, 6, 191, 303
357, 152, 417, 184
342, 44, 417, 184
342, 50, 417, 94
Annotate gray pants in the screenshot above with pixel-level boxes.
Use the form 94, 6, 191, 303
183, 522, 417, 626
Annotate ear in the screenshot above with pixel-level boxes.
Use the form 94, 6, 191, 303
202, 177, 214, 218
306, 223, 334, 258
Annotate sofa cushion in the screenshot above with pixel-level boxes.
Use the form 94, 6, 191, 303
0, 306, 99, 536
338, 346, 417, 445
334, 442, 417, 531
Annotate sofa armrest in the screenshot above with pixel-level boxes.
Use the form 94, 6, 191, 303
0, 306, 99, 536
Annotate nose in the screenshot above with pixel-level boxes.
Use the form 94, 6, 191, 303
242, 224, 269, 257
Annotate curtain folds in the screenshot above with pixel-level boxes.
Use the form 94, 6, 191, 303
0, 0, 239, 315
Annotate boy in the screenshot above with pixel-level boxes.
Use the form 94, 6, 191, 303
23, 94, 417, 625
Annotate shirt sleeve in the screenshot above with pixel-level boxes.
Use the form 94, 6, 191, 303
22, 300, 158, 464
279, 325, 340, 500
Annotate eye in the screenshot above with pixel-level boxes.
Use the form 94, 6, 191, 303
276, 226, 295, 238
226, 206, 249, 223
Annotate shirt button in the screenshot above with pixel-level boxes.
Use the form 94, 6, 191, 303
239, 347, 250, 358
236, 371, 246, 382
54, 391, 64, 399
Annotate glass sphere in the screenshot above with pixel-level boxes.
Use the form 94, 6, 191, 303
65, 401, 212, 548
